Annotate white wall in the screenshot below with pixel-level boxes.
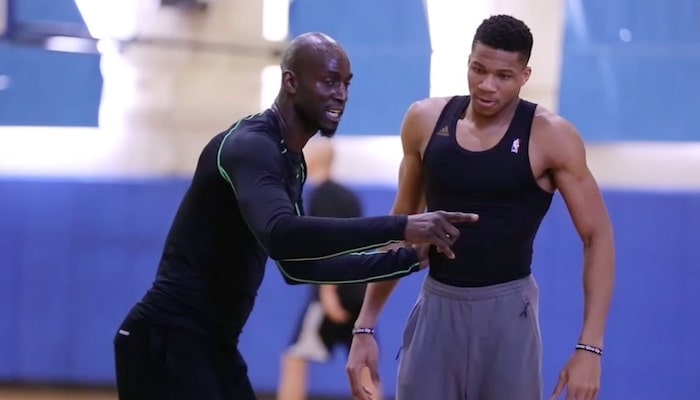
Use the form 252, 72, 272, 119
95, 0, 285, 175
2, 0, 699, 190
1, 126, 699, 191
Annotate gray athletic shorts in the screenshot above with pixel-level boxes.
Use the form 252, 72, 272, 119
396, 274, 543, 400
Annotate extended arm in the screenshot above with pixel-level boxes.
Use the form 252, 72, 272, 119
549, 118, 615, 349
218, 130, 407, 261
276, 246, 420, 285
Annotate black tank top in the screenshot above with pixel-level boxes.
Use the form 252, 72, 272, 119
423, 96, 554, 287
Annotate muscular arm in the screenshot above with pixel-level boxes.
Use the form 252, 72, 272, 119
354, 101, 431, 329
548, 118, 615, 349
218, 130, 407, 261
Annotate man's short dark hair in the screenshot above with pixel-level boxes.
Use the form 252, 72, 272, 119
472, 15, 533, 63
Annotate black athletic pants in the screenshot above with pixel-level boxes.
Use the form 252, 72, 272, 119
113, 315, 256, 400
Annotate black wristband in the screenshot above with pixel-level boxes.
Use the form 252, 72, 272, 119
352, 327, 375, 335
575, 343, 603, 356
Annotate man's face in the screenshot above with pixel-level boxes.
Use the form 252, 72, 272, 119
467, 42, 531, 117
293, 48, 353, 137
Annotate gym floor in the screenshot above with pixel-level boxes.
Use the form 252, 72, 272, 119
0, 386, 356, 400
0, 386, 115, 400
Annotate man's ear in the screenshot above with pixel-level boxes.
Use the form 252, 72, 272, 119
282, 70, 298, 95
520, 66, 532, 87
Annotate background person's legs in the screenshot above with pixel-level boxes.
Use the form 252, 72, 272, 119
277, 301, 329, 400
277, 352, 309, 400
278, 301, 382, 400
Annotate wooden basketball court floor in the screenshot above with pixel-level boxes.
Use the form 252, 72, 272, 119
0, 386, 338, 400
0, 386, 288, 400
0, 386, 116, 400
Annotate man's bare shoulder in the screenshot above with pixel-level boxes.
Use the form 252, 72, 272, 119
404, 96, 453, 131
532, 105, 586, 166
399, 97, 455, 151
409, 96, 452, 113
532, 105, 582, 143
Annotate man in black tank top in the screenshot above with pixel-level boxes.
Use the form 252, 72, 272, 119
347, 15, 615, 400
112, 32, 480, 400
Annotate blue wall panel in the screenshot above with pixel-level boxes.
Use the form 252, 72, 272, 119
0, 44, 102, 126
1, 177, 699, 399
558, 0, 700, 141
289, 0, 431, 135
11, 0, 86, 26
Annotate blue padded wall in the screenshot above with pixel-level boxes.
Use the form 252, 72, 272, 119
289, 0, 431, 135
0, 178, 185, 381
0, 0, 101, 127
1, 176, 700, 399
0, 43, 102, 126
11, 0, 87, 27
558, 0, 700, 141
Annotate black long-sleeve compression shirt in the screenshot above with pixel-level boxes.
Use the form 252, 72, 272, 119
220, 128, 409, 261
217, 113, 421, 282
134, 110, 420, 339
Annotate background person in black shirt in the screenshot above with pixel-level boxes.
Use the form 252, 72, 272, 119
277, 137, 382, 400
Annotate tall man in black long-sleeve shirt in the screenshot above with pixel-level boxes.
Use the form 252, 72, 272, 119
112, 32, 479, 400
